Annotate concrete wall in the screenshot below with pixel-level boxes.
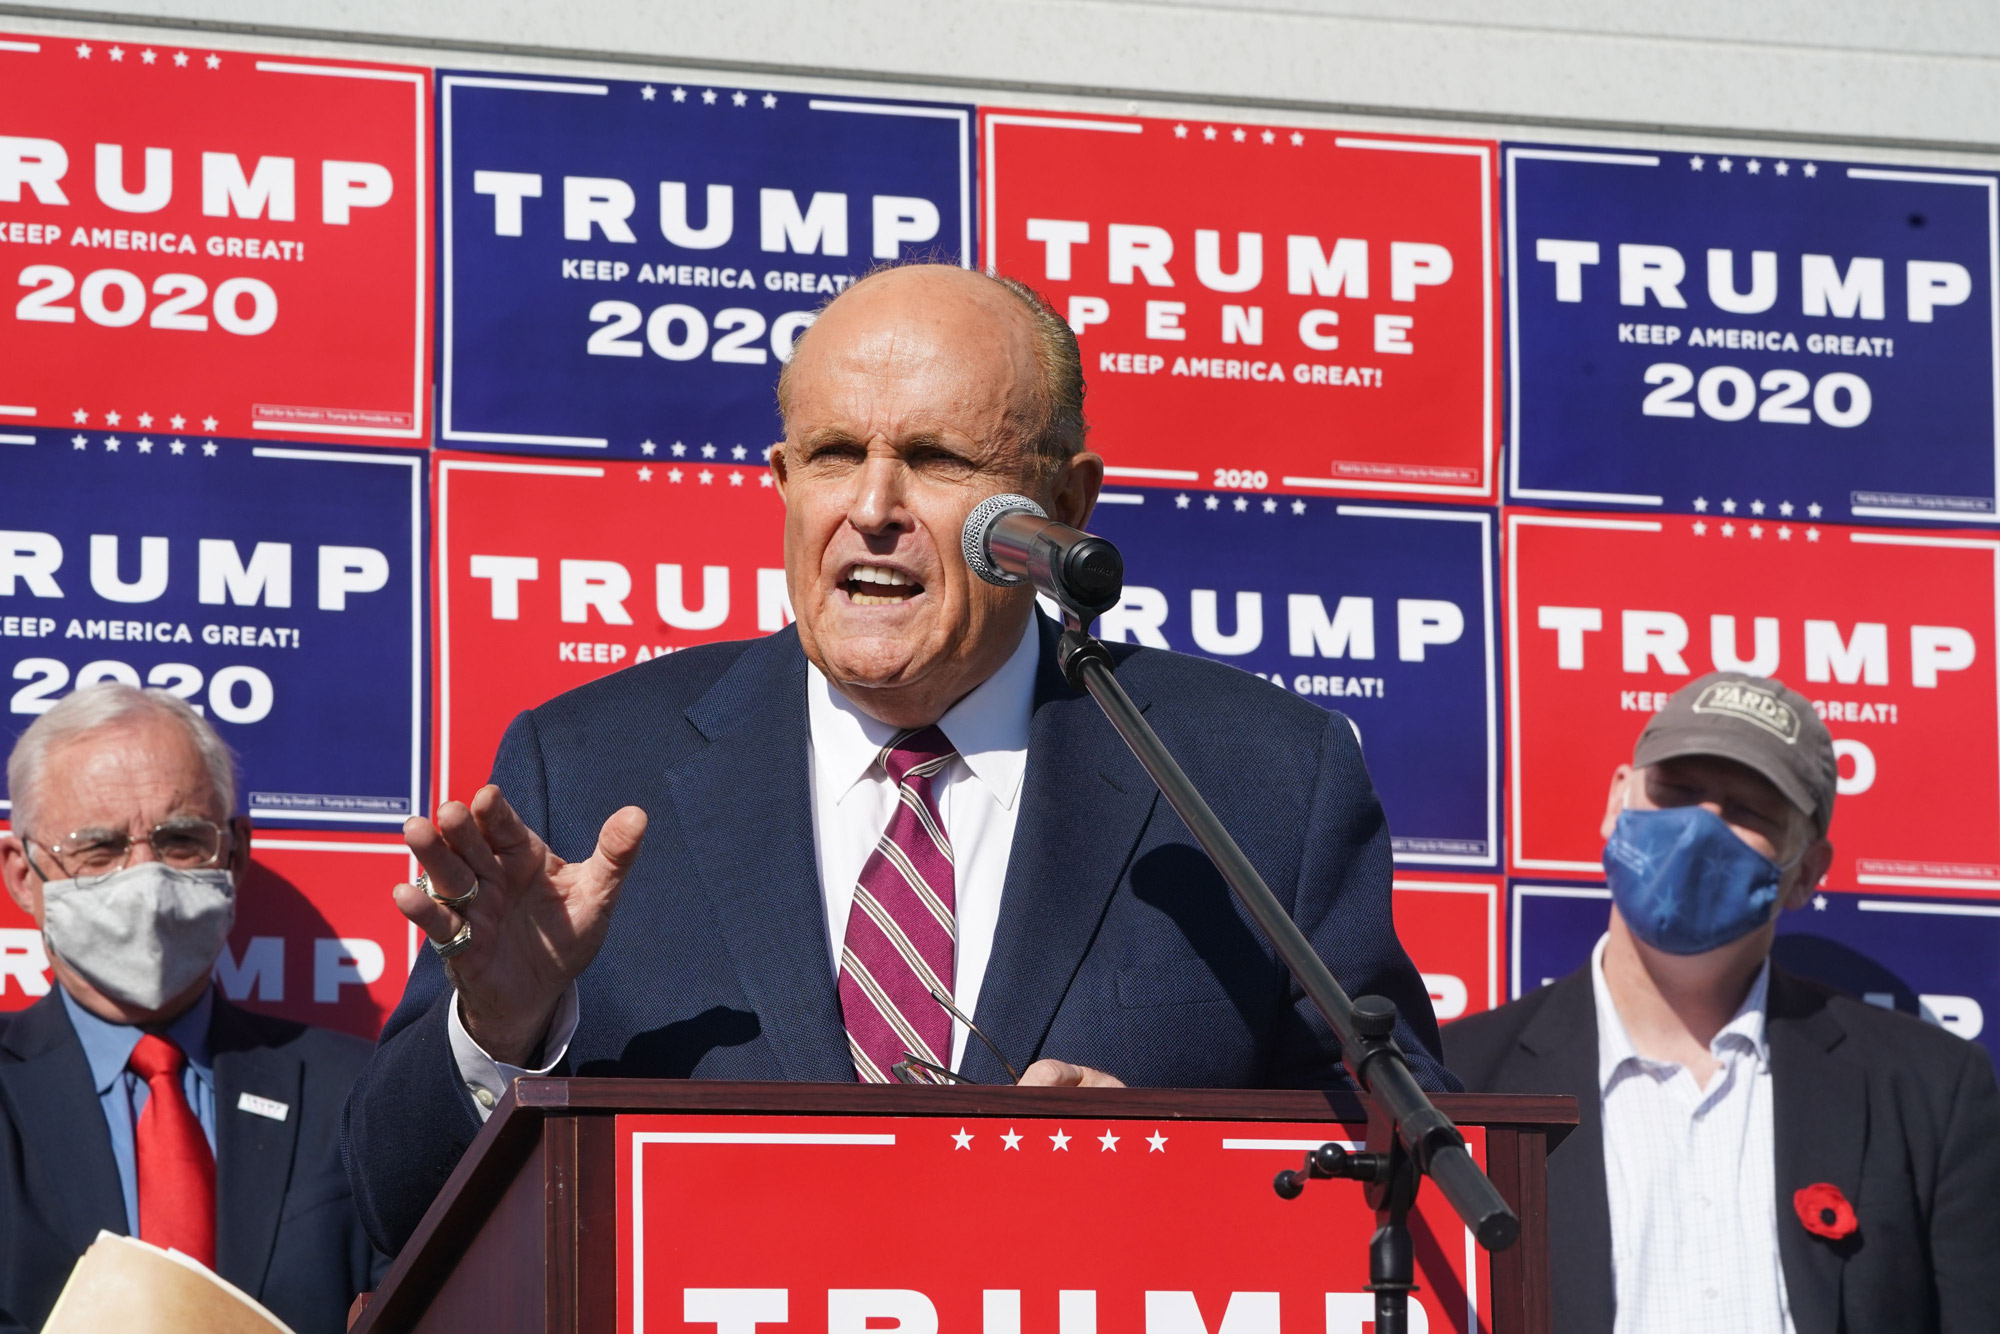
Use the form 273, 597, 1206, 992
3, 0, 1997, 154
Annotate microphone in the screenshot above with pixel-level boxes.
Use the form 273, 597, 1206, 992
962, 493, 1125, 621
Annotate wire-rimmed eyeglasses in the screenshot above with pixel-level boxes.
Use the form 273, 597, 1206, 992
23, 816, 230, 881
890, 988, 1022, 1086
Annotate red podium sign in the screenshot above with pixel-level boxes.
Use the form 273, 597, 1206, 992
617, 1113, 1489, 1334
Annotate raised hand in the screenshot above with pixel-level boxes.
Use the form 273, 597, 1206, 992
392, 785, 647, 1065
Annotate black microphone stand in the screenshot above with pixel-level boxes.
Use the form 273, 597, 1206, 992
1045, 584, 1517, 1334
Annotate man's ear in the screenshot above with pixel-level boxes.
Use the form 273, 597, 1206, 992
1600, 764, 1634, 840
0, 836, 41, 923
228, 815, 253, 882
1048, 450, 1104, 531
768, 441, 791, 495
1783, 837, 1833, 911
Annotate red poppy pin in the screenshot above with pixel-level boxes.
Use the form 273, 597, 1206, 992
1793, 1183, 1859, 1241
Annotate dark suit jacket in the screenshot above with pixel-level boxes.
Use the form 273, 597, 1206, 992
1444, 963, 2000, 1333
345, 619, 1454, 1252
0, 989, 386, 1334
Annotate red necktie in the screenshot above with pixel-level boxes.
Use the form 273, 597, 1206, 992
839, 726, 959, 1082
128, 1033, 217, 1267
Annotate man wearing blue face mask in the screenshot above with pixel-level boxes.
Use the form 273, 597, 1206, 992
0, 684, 385, 1333
1446, 671, 2000, 1334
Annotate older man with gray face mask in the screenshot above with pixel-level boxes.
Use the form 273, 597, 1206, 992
0, 683, 384, 1334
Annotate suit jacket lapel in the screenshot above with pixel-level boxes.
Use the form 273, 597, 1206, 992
1768, 967, 1862, 1334
666, 628, 852, 1082
209, 999, 301, 1298
0, 993, 129, 1252
1512, 971, 1616, 1333
961, 621, 1159, 1082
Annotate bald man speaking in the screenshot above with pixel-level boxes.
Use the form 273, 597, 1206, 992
344, 264, 1451, 1252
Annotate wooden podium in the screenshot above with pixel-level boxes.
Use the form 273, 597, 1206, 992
350, 1081, 1574, 1334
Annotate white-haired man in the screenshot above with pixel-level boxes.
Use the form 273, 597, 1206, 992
0, 683, 385, 1334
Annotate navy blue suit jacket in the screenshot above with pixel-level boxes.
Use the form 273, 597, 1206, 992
345, 620, 1453, 1253
0, 989, 386, 1334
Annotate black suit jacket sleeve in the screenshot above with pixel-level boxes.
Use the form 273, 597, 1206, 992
342, 713, 553, 1256
1930, 1038, 2000, 1331
1276, 705, 1452, 1090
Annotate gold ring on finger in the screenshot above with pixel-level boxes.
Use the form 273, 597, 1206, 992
433, 920, 473, 959
420, 871, 479, 909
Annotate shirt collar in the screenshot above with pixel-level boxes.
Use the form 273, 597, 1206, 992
807, 616, 1040, 810
1590, 933, 1771, 1093
61, 983, 216, 1094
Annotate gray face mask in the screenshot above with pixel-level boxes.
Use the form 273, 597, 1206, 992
42, 862, 236, 1011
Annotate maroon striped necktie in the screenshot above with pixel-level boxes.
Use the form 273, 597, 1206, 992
839, 725, 959, 1082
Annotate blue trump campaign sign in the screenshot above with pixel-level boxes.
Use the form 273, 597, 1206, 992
1506, 144, 2000, 525
1088, 491, 1497, 868
438, 70, 973, 458
0, 435, 423, 828
1509, 883, 1999, 1063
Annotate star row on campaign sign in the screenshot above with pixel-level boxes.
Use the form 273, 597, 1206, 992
947, 1126, 1174, 1152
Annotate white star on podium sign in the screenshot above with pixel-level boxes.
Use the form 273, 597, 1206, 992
762, 93, 777, 108
201, 441, 218, 456
72, 408, 88, 423
701, 442, 716, 457
170, 414, 186, 429
105, 410, 121, 425
71, 435, 86, 450
731, 444, 747, 459
1692, 520, 1707, 536
698, 469, 714, 484
205, 54, 220, 69
202, 416, 218, 431
641, 86, 656, 100
672, 441, 686, 456
1813, 894, 1828, 910
701, 89, 717, 104
169, 440, 186, 455
1174, 494, 1190, 508
1049, 1129, 1071, 1150
952, 1128, 973, 1150
637, 466, 653, 481
1262, 498, 1277, 513
728, 472, 743, 486
105, 437, 120, 451
672, 87, 687, 102
1291, 500, 1306, 514
141, 49, 156, 64
173, 51, 188, 66
1147, 1131, 1168, 1152
640, 440, 656, 454
1001, 1128, 1022, 1150
668, 468, 684, 483
1098, 1130, 1120, 1151
1203, 496, 1219, 511
1232, 497, 1249, 512
137, 439, 153, 453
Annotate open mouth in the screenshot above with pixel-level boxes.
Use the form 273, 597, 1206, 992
841, 563, 925, 607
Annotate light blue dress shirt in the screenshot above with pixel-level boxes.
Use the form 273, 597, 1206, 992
60, 985, 219, 1235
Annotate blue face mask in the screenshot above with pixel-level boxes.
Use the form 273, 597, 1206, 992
1602, 804, 1792, 955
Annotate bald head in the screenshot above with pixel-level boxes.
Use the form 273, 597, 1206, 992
778, 263, 1087, 465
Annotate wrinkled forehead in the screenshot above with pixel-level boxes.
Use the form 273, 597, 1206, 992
1642, 753, 1807, 829
785, 273, 1042, 442
31, 719, 223, 833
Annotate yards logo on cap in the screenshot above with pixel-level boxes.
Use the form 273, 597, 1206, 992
1692, 681, 1801, 744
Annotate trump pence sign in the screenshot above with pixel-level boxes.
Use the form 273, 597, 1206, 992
983, 111, 1498, 500
1507, 144, 1999, 523
1506, 512, 2000, 895
439, 70, 971, 458
0, 34, 429, 444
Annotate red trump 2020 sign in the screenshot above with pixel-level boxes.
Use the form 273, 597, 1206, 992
434, 451, 788, 806
982, 110, 1498, 501
1507, 511, 2000, 896
0, 34, 429, 444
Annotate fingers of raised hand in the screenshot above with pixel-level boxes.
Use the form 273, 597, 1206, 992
587, 806, 649, 883
471, 786, 550, 881
435, 799, 507, 888
403, 810, 482, 904
390, 875, 464, 947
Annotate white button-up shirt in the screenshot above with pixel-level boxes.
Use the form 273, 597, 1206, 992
1593, 934, 1795, 1334
451, 621, 1040, 1111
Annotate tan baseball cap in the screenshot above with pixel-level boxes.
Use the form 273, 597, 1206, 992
1633, 671, 1839, 834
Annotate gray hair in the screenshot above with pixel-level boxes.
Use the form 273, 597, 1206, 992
775, 261, 1089, 466
7, 684, 237, 838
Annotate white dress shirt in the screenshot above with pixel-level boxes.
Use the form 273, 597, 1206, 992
450, 620, 1040, 1114
1592, 934, 1795, 1334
